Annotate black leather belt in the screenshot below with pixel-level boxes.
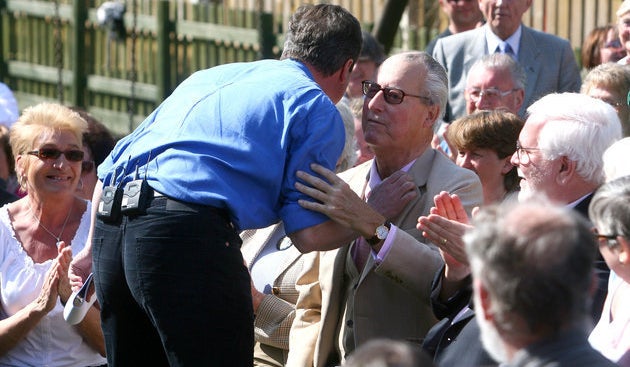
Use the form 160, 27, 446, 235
148, 188, 230, 222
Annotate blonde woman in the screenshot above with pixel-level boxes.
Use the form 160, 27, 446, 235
0, 103, 106, 366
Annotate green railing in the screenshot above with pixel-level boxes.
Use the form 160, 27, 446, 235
1, 0, 622, 135
0, 0, 278, 136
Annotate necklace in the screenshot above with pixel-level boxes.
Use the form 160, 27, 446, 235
28, 202, 73, 246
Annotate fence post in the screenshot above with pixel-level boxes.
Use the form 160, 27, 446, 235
71, 0, 87, 107
257, 0, 275, 60
373, 0, 409, 54
0, 0, 6, 80
156, 0, 171, 102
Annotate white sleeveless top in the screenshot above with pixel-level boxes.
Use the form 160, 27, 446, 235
0, 202, 106, 367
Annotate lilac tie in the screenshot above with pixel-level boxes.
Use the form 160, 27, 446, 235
352, 187, 372, 271
352, 237, 371, 271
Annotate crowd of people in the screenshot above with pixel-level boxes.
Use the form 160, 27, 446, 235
0, 0, 629, 366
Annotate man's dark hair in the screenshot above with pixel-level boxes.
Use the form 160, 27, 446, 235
281, 4, 362, 76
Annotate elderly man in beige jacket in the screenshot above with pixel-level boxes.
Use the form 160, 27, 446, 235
286, 51, 483, 367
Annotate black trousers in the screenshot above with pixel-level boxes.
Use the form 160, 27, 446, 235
92, 195, 254, 366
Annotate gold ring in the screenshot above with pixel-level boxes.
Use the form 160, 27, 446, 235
442, 238, 448, 244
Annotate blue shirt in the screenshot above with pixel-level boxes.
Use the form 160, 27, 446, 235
98, 59, 345, 233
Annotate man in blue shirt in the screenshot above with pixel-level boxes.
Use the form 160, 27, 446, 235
68, 4, 362, 366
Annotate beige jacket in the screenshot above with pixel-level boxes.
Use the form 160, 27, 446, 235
287, 149, 483, 367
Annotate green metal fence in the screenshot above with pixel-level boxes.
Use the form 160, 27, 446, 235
0, 0, 625, 135
0, 0, 278, 136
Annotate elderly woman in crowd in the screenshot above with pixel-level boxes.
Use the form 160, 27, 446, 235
0, 102, 106, 366
422, 110, 523, 261
581, 63, 630, 137
588, 176, 630, 366
617, 0, 630, 65
445, 110, 523, 205
581, 25, 625, 71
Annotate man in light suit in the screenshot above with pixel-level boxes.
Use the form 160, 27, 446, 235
287, 51, 483, 367
241, 223, 310, 366
432, 0, 581, 122
239, 101, 359, 367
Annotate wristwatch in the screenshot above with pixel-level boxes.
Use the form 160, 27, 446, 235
365, 221, 391, 246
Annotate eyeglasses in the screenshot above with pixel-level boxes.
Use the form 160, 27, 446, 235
514, 142, 542, 165
619, 18, 630, 29
27, 148, 85, 162
466, 87, 518, 102
602, 39, 622, 49
592, 229, 619, 249
81, 161, 95, 175
591, 94, 628, 109
596, 98, 625, 108
362, 80, 432, 105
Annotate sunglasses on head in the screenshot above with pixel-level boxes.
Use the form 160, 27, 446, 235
27, 148, 85, 162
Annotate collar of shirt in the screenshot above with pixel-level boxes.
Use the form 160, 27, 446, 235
485, 23, 522, 58
618, 55, 630, 65
365, 159, 416, 198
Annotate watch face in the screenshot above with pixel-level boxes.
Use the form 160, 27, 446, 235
376, 225, 389, 239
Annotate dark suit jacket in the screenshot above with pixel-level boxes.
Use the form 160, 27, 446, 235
507, 330, 617, 367
436, 317, 497, 367
432, 24, 581, 121
422, 266, 497, 367
574, 193, 608, 323
423, 194, 606, 367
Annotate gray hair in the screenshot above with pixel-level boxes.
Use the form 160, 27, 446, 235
280, 4, 362, 77
383, 51, 448, 119
581, 62, 630, 98
468, 53, 527, 90
589, 175, 630, 242
581, 63, 630, 136
466, 199, 597, 337
526, 93, 622, 185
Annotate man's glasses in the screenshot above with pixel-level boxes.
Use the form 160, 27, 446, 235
466, 87, 517, 102
362, 80, 432, 105
81, 161, 95, 175
514, 142, 542, 165
27, 148, 85, 162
